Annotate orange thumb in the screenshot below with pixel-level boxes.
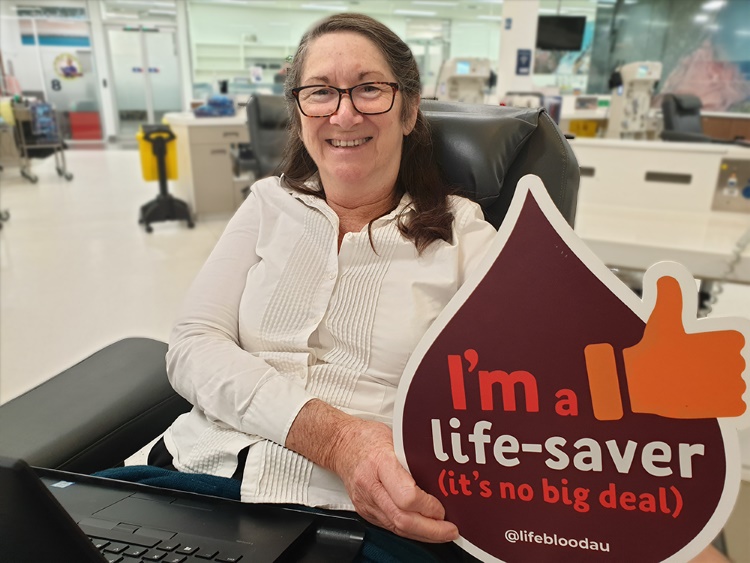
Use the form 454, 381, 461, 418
642, 276, 687, 340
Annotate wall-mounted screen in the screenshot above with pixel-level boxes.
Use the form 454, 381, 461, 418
536, 15, 586, 51
456, 60, 471, 75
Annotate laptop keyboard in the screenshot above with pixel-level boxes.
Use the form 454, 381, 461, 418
83, 524, 246, 563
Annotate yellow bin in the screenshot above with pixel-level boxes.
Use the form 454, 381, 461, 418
568, 119, 599, 138
137, 125, 178, 181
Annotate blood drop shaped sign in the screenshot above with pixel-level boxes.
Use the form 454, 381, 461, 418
394, 175, 750, 562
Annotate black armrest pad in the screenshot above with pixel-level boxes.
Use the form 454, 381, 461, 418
0, 338, 192, 473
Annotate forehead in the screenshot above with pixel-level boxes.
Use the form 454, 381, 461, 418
302, 31, 393, 80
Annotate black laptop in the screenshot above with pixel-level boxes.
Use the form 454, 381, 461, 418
0, 456, 365, 563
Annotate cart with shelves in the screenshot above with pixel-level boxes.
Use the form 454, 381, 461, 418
11, 98, 73, 183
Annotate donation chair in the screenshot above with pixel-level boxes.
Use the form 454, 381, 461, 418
661, 93, 749, 146
245, 94, 289, 179
0, 102, 579, 474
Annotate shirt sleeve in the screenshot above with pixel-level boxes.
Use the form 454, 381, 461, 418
166, 184, 315, 447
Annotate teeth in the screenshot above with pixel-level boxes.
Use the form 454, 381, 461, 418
331, 138, 368, 147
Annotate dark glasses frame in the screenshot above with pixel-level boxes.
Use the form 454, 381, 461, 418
291, 81, 400, 118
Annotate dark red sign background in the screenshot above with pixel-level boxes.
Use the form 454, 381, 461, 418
401, 193, 725, 562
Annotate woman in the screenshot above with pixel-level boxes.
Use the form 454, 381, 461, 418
156, 12, 495, 555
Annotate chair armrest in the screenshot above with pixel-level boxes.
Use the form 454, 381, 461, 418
0, 338, 192, 474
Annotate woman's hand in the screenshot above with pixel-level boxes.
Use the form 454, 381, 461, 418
330, 416, 459, 543
286, 399, 459, 543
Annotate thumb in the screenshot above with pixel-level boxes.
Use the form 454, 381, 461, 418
643, 276, 687, 339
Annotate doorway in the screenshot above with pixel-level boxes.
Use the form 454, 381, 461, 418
105, 24, 182, 141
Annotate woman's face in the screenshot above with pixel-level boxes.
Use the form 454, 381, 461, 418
298, 31, 417, 195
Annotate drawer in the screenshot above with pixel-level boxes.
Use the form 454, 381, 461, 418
189, 124, 249, 145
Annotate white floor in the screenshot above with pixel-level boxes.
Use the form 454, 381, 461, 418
0, 148, 230, 403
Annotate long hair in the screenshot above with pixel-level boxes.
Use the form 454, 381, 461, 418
280, 13, 453, 254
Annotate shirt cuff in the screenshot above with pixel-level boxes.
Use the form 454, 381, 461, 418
241, 375, 315, 445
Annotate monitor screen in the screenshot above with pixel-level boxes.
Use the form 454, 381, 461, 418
536, 16, 586, 51
456, 61, 471, 75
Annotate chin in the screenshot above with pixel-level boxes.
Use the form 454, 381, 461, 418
325, 166, 372, 186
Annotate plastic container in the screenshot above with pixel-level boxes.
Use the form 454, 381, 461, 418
137, 125, 178, 181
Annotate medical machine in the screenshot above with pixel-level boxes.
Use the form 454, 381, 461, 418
435, 58, 492, 104
606, 61, 662, 139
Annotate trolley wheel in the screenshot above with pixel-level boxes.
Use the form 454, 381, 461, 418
145, 224, 153, 234
0, 210, 9, 221
64, 173, 73, 181
56, 167, 63, 176
22, 171, 38, 184
187, 220, 195, 229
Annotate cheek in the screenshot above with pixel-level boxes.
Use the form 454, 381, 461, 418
300, 123, 319, 154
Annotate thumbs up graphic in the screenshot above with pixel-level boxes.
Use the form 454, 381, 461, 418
585, 273, 747, 421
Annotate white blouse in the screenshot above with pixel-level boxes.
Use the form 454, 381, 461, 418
163, 176, 497, 509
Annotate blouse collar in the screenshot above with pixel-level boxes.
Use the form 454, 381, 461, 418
281, 174, 413, 226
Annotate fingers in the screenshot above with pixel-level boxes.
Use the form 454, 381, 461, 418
379, 459, 445, 520
349, 451, 458, 542
335, 419, 459, 542
646, 276, 686, 336
367, 480, 459, 543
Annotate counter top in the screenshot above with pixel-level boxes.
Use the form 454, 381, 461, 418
575, 203, 750, 284
703, 111, 750, 121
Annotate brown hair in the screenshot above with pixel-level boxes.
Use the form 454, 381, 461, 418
280, 13, 453, 253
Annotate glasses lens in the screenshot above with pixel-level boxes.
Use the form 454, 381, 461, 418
297, 83, 395, 116
352, 83, 394, 114
297, 86, 340, 117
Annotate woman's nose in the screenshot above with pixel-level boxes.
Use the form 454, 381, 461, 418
329, 94, 363, 126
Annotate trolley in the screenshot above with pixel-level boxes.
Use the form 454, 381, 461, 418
11, 98, 73, 183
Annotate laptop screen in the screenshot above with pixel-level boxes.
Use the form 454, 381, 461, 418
0, 456, 104, 562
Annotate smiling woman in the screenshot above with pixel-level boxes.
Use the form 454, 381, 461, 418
281, 14, 457, 253
156, 12, 498, 563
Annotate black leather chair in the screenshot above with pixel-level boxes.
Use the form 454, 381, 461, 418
661, 93, 749, 147
422, 100, 578, 228
245, 94, 289, 179
661, 93, 712, 143
0, 103, 579, 473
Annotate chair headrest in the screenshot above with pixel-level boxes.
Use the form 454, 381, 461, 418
250, 94, 289, 129
422, 101, 536, 207
421, 100, 579, 227
672, 94, 702, 112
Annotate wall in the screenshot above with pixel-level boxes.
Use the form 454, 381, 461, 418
0, 0, 102, 121
186, 2, 503, 97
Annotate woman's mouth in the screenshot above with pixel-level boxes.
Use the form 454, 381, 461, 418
327, 137, 372, 148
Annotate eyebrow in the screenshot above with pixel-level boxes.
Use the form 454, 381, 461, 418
302, 70, 387, 85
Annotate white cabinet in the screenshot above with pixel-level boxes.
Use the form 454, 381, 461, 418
165, 113, 251, 219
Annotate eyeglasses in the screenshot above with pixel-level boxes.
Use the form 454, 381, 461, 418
291, 81, 399, 118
